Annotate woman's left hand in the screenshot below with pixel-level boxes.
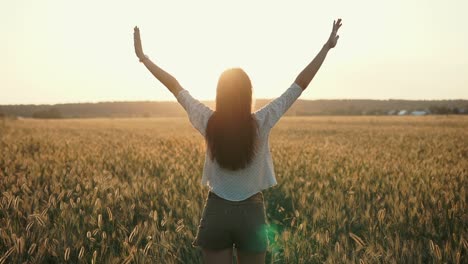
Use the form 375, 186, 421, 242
326, 18, 342, 49
133, 26, 145, 60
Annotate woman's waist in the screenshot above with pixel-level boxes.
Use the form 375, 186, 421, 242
208, 191, 264, 205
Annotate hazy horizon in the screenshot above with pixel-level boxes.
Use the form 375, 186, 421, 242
2, 97, 468, 107
1, 0, 467, 104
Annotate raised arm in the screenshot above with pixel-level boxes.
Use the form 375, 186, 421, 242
294, 19, 342, 90
133, 26, 183, 96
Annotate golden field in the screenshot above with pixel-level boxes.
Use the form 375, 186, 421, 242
0, 116, 467, 263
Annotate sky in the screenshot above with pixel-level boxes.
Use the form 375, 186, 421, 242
1, 0, 467, 105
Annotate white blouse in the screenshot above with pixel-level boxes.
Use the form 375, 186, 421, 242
176, 83, 303, 201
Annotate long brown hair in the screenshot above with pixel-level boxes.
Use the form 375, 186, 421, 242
206, 68, 258, 170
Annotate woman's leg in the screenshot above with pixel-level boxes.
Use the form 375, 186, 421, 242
236, 250, 266, 264
234, 193, 268, 263
202, 248, 233, 264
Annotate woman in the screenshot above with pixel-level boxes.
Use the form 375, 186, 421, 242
134, 18, 342, 264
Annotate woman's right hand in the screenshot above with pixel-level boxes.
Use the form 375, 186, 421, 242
325, 18, 342, 49
133, 26, 145, 59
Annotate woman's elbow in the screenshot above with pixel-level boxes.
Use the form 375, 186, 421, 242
294, 79, 307, 90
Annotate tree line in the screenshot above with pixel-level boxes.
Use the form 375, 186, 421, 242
0, 99, 467, 119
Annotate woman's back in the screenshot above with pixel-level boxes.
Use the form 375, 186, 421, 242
176, 83, 303, 201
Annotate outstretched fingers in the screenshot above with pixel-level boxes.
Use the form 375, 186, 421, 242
133, 26, 144, 59
333, 18, 342, 33
134, 26, 140, 40
327, 19, 342, 49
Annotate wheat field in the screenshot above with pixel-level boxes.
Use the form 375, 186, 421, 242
0, 116, 467, 263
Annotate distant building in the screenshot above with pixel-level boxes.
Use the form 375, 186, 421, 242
398, 110, 408, 116
387, 110, 397, 115
411, 110, 428, 116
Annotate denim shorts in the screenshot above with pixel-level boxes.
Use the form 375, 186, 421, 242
192, 191, 268, 252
